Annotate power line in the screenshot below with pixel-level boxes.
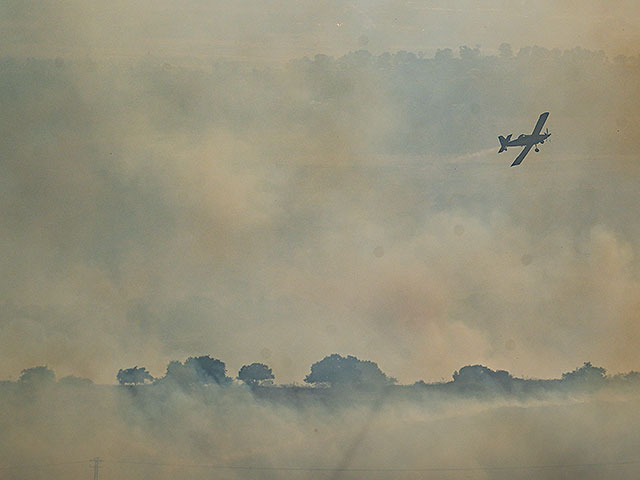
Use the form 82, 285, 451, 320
1, 458, 639, 474
105, 458, 640, 473
0, 460, 87, 470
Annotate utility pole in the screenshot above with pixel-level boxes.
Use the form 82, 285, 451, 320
90, 457, 102, 480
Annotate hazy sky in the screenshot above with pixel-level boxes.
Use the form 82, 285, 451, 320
1, 0, 640, 386
2, 0, 640, 60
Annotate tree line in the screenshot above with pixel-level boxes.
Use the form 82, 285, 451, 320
8, 355, 640, 397
115, 353, 394, 388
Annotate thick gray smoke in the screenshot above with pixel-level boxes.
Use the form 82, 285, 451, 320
2, 47, 639, 385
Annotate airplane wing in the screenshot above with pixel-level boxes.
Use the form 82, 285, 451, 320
531, 112, 549, 135
511, 144, 533, 166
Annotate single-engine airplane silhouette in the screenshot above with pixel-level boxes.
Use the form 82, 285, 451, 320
498, 112, 550, 166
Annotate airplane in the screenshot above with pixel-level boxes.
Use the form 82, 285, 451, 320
498, 112, 550, 166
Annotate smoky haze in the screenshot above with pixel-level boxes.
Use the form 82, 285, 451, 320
2, 1, 640, 59
3, 362, 640, 480
1, 0, 640, 478
2, 46, 640, 385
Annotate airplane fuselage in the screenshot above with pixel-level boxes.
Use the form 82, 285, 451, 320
505, 132, 550, 147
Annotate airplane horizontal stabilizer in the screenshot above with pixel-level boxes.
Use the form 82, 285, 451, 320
498, 134, 511, 153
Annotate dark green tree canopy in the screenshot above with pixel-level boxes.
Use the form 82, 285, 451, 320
304, 354, 395, 387
117, 366, 154, 385
452, 365, 513, 390
453, 365, 512, 383
19, 366, 56, 386
237, 363, 274, 386
163, 356, 232, 386
184, 355, 231, 385
561, 362, 606, 383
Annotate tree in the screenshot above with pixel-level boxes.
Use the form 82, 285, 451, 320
238, 363, 274, 386
161, 360, 192, 385
517, 46, 532, 58
452, 365, 513, 390
19, 366, 55, 386
434, 48, 453, 61
561, 362, 606, 384
498, 43, 513, 58
304, 354, 395, 387
183, 355, 232, 385
459, 45, 481, 61
117, 366, 154, 386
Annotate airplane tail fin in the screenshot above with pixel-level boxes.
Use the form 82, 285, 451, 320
498, 134, 511, 153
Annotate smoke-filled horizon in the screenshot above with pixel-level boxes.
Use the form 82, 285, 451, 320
7, 354, 634, 387
3, 360, 640, 480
